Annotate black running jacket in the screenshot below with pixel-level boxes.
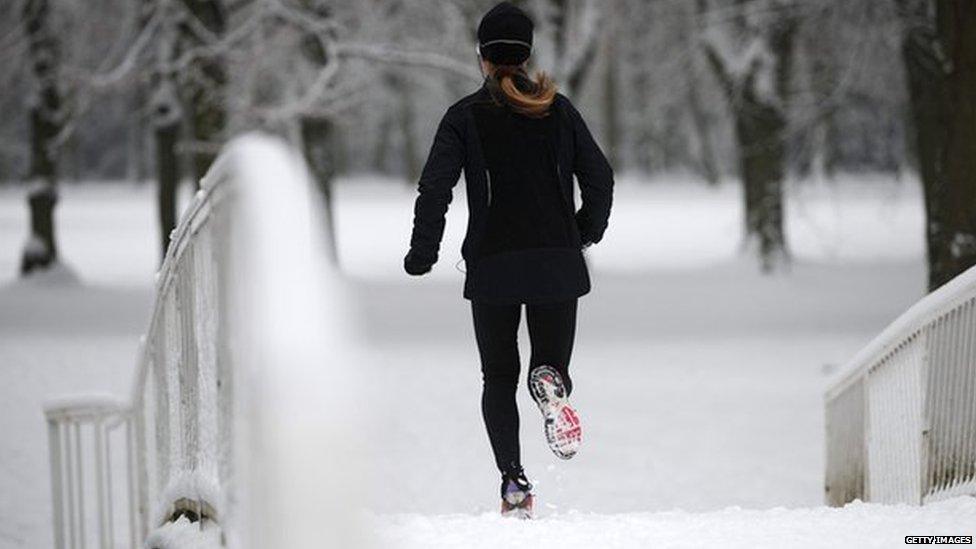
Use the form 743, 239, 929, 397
408, 84, 614, 304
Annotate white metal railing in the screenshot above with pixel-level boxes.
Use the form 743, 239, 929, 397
45, 397, 136, 549
45, 134, 364, 548
825, 265, 976, 506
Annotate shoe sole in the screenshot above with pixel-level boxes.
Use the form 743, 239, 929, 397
501, 494, 534, 519
529, 365, 581, 460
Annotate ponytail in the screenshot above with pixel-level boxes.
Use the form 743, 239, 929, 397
487, 65, 557, 118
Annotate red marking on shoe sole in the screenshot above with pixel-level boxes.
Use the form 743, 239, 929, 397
553, 406, 582, 444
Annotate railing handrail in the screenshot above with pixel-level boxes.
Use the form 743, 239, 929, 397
44, 395, 130, 421
128, 180, 221, 410
825, 265, 976, 400
825, 263, 976, 506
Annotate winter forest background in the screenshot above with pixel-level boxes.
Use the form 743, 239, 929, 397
2, 0, 974, 285
2, 0, 976, 547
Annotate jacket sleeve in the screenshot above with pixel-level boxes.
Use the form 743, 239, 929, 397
567, 99, 614, 245
408, 108, 465, 265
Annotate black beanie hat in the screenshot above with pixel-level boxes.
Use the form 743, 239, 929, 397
477, 2, 533, 66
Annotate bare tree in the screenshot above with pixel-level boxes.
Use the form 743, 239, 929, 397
20, 0, 66, 275
701, 0, 797, 272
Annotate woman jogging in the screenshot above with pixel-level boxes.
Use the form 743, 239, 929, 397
403, 1, 614, 519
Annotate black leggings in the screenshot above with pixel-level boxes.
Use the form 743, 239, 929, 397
471, 299, 578, 475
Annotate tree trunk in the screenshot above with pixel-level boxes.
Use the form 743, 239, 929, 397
563, 9, 600, 96
532, 0, 602, 97
735, 101, 788, 272
899, 0, 976, 290
126, 85, 149, 183
296, 0, 340, 264
808, 51, 839, 181
900, 0, 949, 289
301, 117, 339, 265
156, 119, 180, 257
179, 0, 227, 184
686, 76, 720, 185
937, 0, 976, 284
703, 11, 794, 273
685, 2, 720, 185
21, 182, 59, 274
20, 0, 63, 275
150, 0, 183, 260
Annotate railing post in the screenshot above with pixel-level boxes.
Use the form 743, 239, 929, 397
94, 420, 105, 549
920, 326, 932, 502
861, 377, 870, 502
127, 418, 139, 548
966, 303, 976, 488
104, 421, 115, 549
65, 421, 76, 549
48, 419, 65, 549
74, 422, 86, 549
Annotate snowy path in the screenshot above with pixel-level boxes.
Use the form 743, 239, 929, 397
373, 498, 976, 549
360, 335, 875, 514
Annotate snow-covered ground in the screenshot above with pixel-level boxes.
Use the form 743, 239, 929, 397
0, 185, 154, 548
2, 176, 969, 548
373, 498, 976, 549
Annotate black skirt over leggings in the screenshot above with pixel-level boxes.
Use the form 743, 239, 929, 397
471, 298, 577, 475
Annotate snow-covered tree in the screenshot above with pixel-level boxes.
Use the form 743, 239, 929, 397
701, 0, 798, 272
524, 0, 603, 96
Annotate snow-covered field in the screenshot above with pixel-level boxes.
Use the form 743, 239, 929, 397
2, 176, 971, 548
334, 173, 925, 279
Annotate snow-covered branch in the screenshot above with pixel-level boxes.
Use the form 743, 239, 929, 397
334, 43, 481, 83
85, 7, 163, 89
701, 25, 768, 85
561, 0, 602, 92
525, 0, 604, 94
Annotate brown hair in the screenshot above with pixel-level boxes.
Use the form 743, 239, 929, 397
486, 64, 557, 118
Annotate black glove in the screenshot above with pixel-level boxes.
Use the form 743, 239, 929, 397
404, 249, 435, 276
576, 210, 597, 248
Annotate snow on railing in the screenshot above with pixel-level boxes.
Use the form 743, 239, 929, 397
825, 265, 976, 506
45, 134, 363, 548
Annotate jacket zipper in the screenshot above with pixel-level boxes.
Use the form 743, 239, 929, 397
486, 169, 492, 207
